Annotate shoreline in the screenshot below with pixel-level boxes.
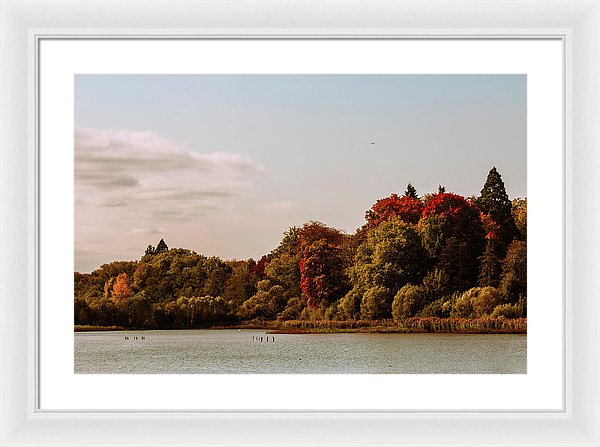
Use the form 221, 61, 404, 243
75, 317, 527, 335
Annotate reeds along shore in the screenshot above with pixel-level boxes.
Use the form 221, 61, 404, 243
75, 318, 526, 334
74, 325, 126, 332
276, 317, 527, 334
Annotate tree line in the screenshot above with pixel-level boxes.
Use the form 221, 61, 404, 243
74, 167, 527, 329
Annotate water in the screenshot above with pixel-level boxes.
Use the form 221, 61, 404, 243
74, 329, 526, 374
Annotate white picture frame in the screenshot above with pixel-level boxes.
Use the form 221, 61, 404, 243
1, 0, 598, 445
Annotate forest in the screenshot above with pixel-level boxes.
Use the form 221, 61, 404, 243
74, 167, 527, 333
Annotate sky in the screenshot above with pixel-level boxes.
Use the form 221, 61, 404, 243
75, 74, 526, 272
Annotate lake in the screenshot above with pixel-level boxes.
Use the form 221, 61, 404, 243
74, 329, 526, 374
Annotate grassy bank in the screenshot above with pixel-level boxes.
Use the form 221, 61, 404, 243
75, 325, 126, 332
74, 318, 526, 334
272, 317, 526, 334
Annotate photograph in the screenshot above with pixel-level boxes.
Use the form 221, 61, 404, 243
73, 74, 527, 374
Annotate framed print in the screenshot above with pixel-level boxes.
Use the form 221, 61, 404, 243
39, 39, 562, 410
1, 1, 599, 446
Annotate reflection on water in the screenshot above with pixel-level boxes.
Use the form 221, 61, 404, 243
74, 329, 526, 374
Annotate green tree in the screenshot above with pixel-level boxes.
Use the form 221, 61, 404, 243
129, 248, 230, 303
103, 277, 115, 299
392, 284, 428, 320
476, 167, 518, 252
351, 219, 430, 297
222, 260, 259, 311
499, 240, 527, 303
421, 268, 451, 301
264, 252, 301, 298
454, 287, 502, 317
478, 240, 502, 287
404, 182, 419, 199
471, 287, 502, 317
239, 281, 287, 320
202, 257, 232, 297
124, 292, 152, 327
74, 297, 92, 325
277, 297, 306, 321
512, 198, 527, 241
437, 236, 479, 292
418, 298, 451, 318
418, 215, 453, 259
360, 285, 392, 320
491, 303, 523, 319
263, 227, 304, 307
270, 226, 301, 258
337, 288, 363, 320
451, 291, 474, 318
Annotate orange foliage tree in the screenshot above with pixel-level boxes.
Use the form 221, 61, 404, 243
111, 272, 133, 300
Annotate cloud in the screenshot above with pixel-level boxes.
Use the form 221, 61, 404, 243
75, 126, 265, 218
75, 126, 264, 185
260, 200, 300, 213
130, 227, 166, 235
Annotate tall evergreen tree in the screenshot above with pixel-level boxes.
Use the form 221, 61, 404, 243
155, 238, 169, 254
404, 183, 419, 199
437, 185, 446, 193
476, 167, 517, 253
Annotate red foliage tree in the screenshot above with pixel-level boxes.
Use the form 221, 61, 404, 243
296, 222, 350, 308
422, 193, 473, 221
421, 192, 488, 238
299, 240, 348, 308
365, 194, 424, 228
298, 221, 347, 249
422, 193, 500, 242
250, 255, 269, 276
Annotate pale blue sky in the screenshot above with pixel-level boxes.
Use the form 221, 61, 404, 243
75, 75, 526, 272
